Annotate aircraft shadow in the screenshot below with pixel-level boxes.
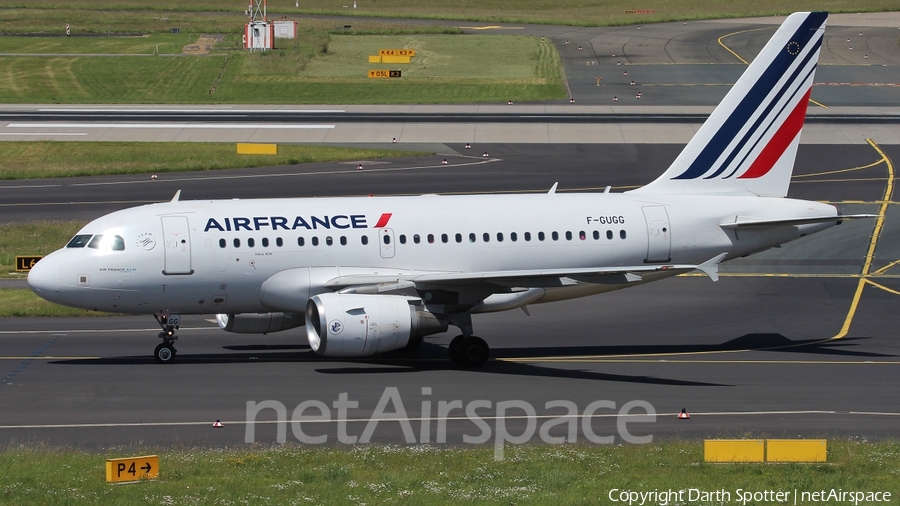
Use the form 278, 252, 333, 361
491, 334, 893, 360
48, 333, 888, 387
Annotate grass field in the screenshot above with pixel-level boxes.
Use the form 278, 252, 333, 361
0, 141, 422, 179
0, 1, 897, 29
0, 441, 898, 505
0, 32, 564, 104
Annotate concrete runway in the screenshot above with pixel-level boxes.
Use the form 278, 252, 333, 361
1, 142, 898, 447
1, 14, 898, 448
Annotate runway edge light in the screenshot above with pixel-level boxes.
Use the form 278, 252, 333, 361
105, 455, 159, 484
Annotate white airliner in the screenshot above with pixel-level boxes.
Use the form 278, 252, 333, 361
28, 12, 865, 367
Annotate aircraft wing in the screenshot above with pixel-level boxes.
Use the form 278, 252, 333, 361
325, 253, 727, 292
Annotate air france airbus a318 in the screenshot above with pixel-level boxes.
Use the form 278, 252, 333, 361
28, 12, 867, 367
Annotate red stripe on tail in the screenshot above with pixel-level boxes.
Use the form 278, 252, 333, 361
738, 89, 811, 180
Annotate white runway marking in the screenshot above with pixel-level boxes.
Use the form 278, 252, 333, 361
0, 132, 87, 136
1, 410, 898, 430
7, 123, 335, 129
37, 108, 345, 113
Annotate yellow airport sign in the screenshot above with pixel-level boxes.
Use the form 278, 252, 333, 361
381, 55, 411, 64
105, 455, 159, 483
237, 143, 277, 155
368, 70, 402, 79
368, 55, 382, 63
379, 49, 415, 57
15, 256, 43, 272
767, 439, 827, 463
703, 439, 765, 463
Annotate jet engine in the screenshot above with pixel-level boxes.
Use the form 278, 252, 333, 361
216, 312, 304, 334
306, 293, 447, 357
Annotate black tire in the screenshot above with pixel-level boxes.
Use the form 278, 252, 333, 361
459, 336, 489, 368
154, 343, 176, 364
448, 335, 466, 365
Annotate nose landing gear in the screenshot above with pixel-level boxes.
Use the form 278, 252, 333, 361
153, 313, 180, 364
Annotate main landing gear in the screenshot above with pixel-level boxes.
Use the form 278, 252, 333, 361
448, 335, 490, 368
153, 313, 180, 364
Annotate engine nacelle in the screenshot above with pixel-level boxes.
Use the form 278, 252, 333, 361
306, 293, 447, 357
216, 312, 304, 334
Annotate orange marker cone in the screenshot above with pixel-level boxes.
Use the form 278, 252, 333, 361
213, 420, 224, 427
677, 408, 690, 419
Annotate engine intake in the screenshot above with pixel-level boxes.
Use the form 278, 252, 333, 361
306, 293, 447, 357
216, 312, 304, 334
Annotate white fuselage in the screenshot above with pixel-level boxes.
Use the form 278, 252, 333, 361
28, 192, 838, 315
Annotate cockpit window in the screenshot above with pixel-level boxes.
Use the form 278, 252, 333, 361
87, 235, 125, 251
67, 235, 93, 248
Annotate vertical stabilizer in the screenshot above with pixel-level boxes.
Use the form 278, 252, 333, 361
632, 12, 827, 197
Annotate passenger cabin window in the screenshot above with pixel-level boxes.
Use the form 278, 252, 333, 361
219, 239, 226, 248
67, 235, 93, 248
87, 235, 125, 251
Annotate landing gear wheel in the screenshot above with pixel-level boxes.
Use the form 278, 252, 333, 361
449, 335, 466, 365
154, 343, 176, 364
460, 336, 489, 368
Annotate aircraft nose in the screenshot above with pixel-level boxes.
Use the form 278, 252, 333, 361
27, 256, 60, 303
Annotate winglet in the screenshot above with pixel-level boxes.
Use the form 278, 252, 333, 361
696, 253, 728, 282
171, 190, 182, 202
548, 182, 558, 195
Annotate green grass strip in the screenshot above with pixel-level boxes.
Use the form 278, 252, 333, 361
0, 142, 423, 179
0, 441, 898, 504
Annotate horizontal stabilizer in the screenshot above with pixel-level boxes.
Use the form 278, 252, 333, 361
719, 214, 876, 230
